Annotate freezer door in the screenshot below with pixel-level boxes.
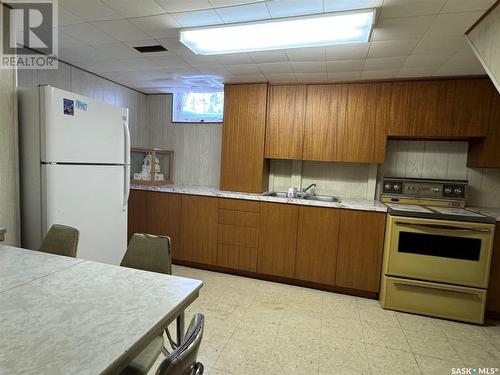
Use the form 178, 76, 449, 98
40, 86, 129, 164
42, 164, 128, 265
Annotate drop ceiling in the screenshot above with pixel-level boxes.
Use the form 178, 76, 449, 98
56, 0, 494, 94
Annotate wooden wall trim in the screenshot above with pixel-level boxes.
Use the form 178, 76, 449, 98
466, 0, 500, 34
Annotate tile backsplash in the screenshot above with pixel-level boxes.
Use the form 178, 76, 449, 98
269, 140, 500, 207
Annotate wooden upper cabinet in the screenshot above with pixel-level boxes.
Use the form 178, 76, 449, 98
257, 202, 298, 278
179, 195, 218, 265
265, 85, 306, 159
303, 84, 348, 161
220, 83, 268, 193
336, 210, 386, 293
294, 206, 340, 286
389, 78, 492, 138
342, 83, 391, 163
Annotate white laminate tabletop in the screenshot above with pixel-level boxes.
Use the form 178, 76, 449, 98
0, 245, 203, 375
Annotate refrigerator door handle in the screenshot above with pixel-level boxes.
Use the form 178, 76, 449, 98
123, 165, 130, 211
123, 119, 130, 164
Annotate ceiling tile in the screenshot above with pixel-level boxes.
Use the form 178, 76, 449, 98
61, 23, 118, 45
327, 59, 365, 73
225, 64, 262, 74
216, 2, 270, 22
58, 7, 85, 26
58, 31, 89, 49
367, 39, 419, 58
295, 73, 328, 82
210, 0, 266, 6
111, 58, 163, 72
197, 65, 230, 75
248, 50, 289, 63
364, 56, 407, 70
441, 0, 496, 13
154, 0, 212, 12
92, 43, 140, 60
326, 43, 370, 60
147, 55, 191, 68
324, 0, 382, 12
101, 0, 164, 17
59, 0, 121, 22
372, 16, 436, 41
158, 38, 194, 54
286, 47, 325, 62
291, 62, 327, 73
413, 36, 467, 55
397, 67, 437, 78
258, 62, 293, 73
58, 46, 99, 63
327, 71, 362, 81
266, 0, 323, 18
436, 51, 485, 73
91, 20, 151, 42
216, 53, 253, 64
425, 11, 483, 37
380, 0, 447, 19
129, 15, 180, 39
172, 9, 223, 27
224, 73, 266, 83
177, 51, 221, 65
402, 54, 450, 68
77, 60, 122, 73
264, 73, 297, 82
360, 69, 399, 79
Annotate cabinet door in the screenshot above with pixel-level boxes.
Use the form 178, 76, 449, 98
265, 85, 306, 159
257, 202, 298, 278
179, 195, 218, 265
127, 189, 150, 241
342, 83, 391, 163
148, 192, 181, 260
295, 206, 340, 285
303, 84, 348, 161
336, 210, 386, 293
220, 83, 268, 193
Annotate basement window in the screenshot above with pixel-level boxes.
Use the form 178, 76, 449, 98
172, 91, 224, 123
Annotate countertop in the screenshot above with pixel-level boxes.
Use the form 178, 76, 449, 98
131, 184, 388, 213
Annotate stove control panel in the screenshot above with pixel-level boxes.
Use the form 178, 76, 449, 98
381, 177, 467, 203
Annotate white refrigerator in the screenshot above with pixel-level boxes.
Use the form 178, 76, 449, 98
18, 85, 131, 265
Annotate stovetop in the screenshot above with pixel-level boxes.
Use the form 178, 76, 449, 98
386, 203, 497, 224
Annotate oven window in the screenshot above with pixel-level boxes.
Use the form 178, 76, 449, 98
398, 232, 481, 261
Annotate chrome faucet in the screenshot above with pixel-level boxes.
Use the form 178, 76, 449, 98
301, 183, 317, 194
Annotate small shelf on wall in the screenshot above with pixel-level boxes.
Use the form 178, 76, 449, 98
131, 148, 174, 185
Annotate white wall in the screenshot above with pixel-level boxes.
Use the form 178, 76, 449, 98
0, 68, 20, 246
17, 62, 148, 148
380, 140, 500, 207
145, 94, 222, 188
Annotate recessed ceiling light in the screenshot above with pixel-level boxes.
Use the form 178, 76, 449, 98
179, 9, 375, 55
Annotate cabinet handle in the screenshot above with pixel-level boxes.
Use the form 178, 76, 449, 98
394, 221, 491, 233
393, 281, 482, 297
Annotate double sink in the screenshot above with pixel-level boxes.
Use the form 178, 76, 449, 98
263, 191, 340, 203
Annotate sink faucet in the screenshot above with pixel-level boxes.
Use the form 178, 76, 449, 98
302, 183, 317, 194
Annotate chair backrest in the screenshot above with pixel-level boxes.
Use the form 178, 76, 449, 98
120, 233, 172, 275
156, 314, 205, 375
39, 224, 79, 258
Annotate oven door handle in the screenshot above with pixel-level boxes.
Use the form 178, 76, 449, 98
394, 221, 491, 233
393, 281, 483, 297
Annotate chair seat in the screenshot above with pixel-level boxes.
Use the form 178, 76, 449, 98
120, 335, 164, 375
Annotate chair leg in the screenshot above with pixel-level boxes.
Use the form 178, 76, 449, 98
176, 312, 185, 344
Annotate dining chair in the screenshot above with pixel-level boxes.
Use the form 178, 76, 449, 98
120, 233, 172, 275
120, 313, 205, 375
39, 224, 79, 258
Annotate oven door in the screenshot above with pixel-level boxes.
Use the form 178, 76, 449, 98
385, 215, 495, 288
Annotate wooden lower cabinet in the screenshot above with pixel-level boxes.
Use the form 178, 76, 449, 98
487, 223, 500, 317
128, 190, 181, 258
335, 210, 386, 293
178, 195, 218, 265
294, 206, 340, 285
257, 202, 298, 278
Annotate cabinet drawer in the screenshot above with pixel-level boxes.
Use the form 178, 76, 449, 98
381, 276, 486, 324
217, 244, 257, 272
219, 209, 260, 228
218, 224, 259, 248
219, 198, 261, 213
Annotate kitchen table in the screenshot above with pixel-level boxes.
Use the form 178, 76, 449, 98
0, 227, 5, 242
0, 244, 203, 375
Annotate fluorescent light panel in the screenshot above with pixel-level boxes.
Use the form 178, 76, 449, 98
180, 9, 375, 55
